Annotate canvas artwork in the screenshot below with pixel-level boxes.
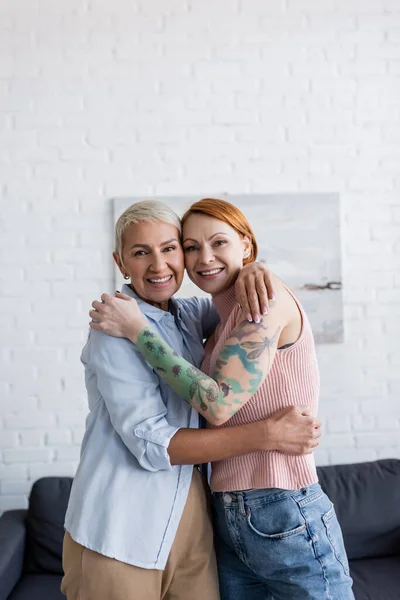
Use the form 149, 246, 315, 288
112, 194, 343, 344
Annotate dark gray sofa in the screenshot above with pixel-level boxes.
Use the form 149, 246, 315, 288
318, 458, 400, 599
0, 459, 399, 599
0, 478, 72, 600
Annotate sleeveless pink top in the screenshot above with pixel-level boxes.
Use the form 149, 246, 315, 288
202, 284, 320, 492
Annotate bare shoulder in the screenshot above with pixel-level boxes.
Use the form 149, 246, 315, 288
267, 274, 293, 311
263, 277, 300, 338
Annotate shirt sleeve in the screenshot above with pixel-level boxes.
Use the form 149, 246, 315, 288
87, 329, 179, 472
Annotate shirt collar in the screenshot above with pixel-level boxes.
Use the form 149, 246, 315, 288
121, 284, 179, 322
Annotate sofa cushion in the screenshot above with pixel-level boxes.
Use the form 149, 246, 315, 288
0, 509, 27, 600
349, 556, 400, 600
8, 574, 64, 600
24, 477, 73, 574
317, 459, 400, 560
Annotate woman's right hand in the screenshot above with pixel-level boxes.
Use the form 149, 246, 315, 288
89, 292, 147, 342
257, 406, 321, 455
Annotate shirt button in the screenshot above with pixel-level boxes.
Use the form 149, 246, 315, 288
223, 493, 232, 504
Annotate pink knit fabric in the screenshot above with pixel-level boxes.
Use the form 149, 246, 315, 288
202, 284, 320, 492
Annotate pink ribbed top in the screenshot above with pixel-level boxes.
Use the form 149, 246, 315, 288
202, 283, 320, 492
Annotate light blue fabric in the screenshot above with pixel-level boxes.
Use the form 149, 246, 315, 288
64, 284, 219, 570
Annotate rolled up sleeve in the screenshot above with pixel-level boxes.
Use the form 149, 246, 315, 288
87, 329, 179, 472
134, 426, 177, 471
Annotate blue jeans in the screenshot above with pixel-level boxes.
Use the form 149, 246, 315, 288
212, 483, 355, 600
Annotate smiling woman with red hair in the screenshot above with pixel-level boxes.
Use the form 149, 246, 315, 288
182, 197, 259, 265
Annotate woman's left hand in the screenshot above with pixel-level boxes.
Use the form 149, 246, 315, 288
89, 292, 147, 342
235, 262, 275, 323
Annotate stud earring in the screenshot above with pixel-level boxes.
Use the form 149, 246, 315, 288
123, 274, 130, 280
244, 250, 251, 259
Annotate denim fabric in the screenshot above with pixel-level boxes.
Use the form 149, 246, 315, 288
213, 483, 355, 600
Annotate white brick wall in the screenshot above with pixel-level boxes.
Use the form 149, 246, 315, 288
0, 0, 399, 512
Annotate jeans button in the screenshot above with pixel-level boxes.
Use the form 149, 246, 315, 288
223, 493, 232, 504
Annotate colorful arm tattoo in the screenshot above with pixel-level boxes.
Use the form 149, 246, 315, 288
136, 309, 281, 424
136, 328, 226, 419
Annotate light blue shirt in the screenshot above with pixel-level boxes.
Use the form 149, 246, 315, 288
64, 285, 219, 569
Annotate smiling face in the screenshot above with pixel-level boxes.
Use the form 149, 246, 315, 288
113, 220, 184, 309
182, 213, 251, 296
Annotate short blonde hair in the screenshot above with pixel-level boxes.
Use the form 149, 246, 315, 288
115, 200, 182, 259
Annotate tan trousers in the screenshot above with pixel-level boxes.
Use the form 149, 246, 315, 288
61, 469, 220, 600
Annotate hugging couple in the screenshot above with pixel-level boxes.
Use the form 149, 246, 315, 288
61, 198, 354, 600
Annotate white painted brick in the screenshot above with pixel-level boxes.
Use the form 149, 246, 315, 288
393, 207, 400, 223
377, 289, 400, 303
343, 305, 365, 320
33, 327, 86, 347
366, 304, 400, 318
3, 280, 51, 299
327, 418, 352, 433
12, 347, 64, 367
376, 416, 400, 430
5, 412, 56, 430
329, 448, 378, 465
388, 380, 400, 394
38, 394, 83, 413
1, 480, 32, 495
347, 319, 384, 335
3, 448, 53, 464
356, 432, 400, 448
0, 496, 28, 512
28, 463, 77, 480
319, 398, 360, 418
352, 415, 376, 432
46, 430, 73, 445
0, 365, 36, 386
383, 319, 400, 334
1, 0, 400, 512
323, 434, 356, 448
377, 447, 400, 460
389, 353, 400, 366
11, 378, 62, 396
57, 411, 87, 427
0, 464, 28, 480
19, 431, 45, 447
55, 446, 81, 462
0, 431, 19, 448
286, 0, 335, 11
314, 448, 330, 466
1, 248, 51, 268
28, 298, 80, 316
361, 336, 400, 354
72, 427, 85, 445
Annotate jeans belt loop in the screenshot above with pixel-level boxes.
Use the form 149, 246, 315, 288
238, 493, 246, 516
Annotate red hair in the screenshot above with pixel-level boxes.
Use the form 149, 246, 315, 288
181, 198, 258, 265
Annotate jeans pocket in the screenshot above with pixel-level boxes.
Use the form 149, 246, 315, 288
247, 507, 307, 539
322, 505, 350, 576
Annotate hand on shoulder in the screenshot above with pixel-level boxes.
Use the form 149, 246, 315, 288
89, 292, 147, 340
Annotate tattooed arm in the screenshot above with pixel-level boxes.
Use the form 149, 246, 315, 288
135, 309, 284, 425
89, 290, 289, 426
